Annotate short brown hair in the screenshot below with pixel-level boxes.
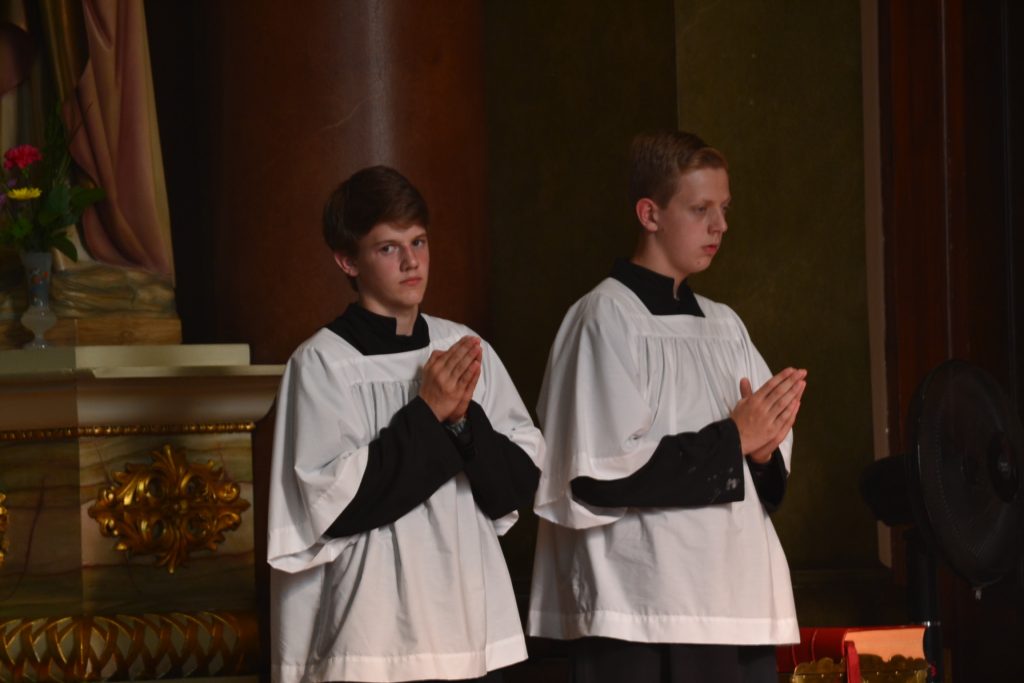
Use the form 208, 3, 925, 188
323, 166, 429, 253
628, 130, 728, 207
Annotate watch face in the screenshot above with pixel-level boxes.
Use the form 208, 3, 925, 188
447, 418, 469, 436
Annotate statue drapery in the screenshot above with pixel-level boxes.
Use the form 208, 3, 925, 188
63, 0, 175, 280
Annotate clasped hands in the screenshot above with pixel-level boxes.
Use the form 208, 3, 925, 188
419, 336, 482, 423
421, 337, 806, 457
730, 367, 808, 464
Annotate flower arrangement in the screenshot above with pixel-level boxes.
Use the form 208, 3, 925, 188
0, 115, 105, 260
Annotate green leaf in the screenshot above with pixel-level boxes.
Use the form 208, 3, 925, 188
50, 214, 75, 229
10, 217, 31, 241
37, 208, 59, 226
43, 184, 71, 216
38, 187, 70, 228
70, 186, 106, 212
51, 234, 78, 261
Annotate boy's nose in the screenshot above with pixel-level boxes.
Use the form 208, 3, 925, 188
711, 209, 728, 233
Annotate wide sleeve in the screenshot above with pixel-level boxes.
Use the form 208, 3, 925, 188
468, 340, 545, 535
534, 295, 663, 529
570, 418, 744, 508
748, 450, 787, 512
458, 403, 540, 523
323, 396, 465, 537
266, 346, 375, 573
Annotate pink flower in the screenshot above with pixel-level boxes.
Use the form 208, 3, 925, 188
3, 144, 43, 171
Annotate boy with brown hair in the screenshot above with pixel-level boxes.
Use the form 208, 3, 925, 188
529, 131, 806, 682
268, 166, 542, 683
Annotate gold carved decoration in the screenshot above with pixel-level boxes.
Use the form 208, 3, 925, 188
0, 610, 257, 682
88, 444, 250, 573
0, 421, 255, 443
789, 656, 929, 683
0, 492, 8, 569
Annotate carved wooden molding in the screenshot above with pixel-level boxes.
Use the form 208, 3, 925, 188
88, 444, 250, 573
0, 421, 255, 442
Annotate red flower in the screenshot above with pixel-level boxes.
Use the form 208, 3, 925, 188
3, 144, 43, 171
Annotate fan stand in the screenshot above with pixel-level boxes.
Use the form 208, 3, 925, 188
905, 529, 942, 683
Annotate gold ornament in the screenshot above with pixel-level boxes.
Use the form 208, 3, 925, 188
0, 610, 257, 681
0, 421, 255, 442
88, 444, 250, 573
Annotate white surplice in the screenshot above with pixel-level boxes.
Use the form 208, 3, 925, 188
528, 278, 799, 646
268, 315, 543, 683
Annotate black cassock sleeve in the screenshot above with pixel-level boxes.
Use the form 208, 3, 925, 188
324, 396, 464, 538
570, 418, 787, 511
454, 401, 540, 520
746, 449, 787, 513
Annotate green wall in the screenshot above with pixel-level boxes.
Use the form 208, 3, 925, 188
485, 0, 895, 623
484, 0, 679, 410
484, 0, 678, 581
675, 1, 882, 581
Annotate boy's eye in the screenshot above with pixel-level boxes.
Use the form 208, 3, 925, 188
694, 206, 707, 214
412, 238, 427, 247
380, 244, 396, 254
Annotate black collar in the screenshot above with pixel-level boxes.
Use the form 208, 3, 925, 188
610, 258, 704, 317
326, 303, 430, 355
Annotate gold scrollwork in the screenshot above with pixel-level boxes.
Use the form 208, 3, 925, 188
0, 610, 258, 682
88, 444, 250, 573
0, 492, 7, 569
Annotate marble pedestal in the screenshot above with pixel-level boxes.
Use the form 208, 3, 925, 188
0, 346, 282, 682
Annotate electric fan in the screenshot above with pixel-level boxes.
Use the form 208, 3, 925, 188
861, 359, 1024, 681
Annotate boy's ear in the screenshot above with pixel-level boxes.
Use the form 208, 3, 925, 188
635, 198, 659, 233
334, 251, 359, 278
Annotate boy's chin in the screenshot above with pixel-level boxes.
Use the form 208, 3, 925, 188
395, 292, 426, 309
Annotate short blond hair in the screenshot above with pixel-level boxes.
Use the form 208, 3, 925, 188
628, 130, 728, 207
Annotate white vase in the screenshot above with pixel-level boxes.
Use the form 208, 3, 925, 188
19, 250, 58, 349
